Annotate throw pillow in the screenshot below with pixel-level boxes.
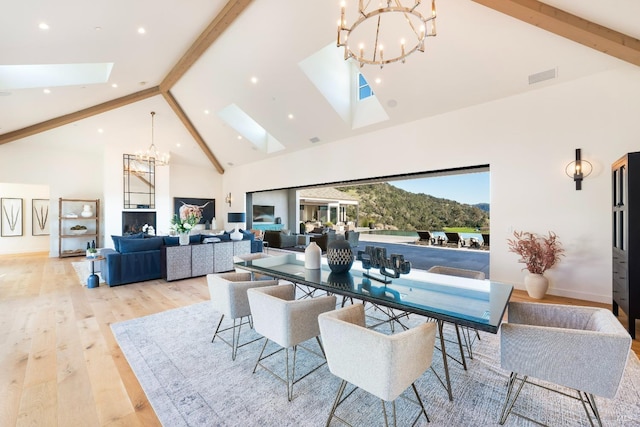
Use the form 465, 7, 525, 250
112, 232, 144, 251
163, 236, 179, 246
119, 236, 163, 253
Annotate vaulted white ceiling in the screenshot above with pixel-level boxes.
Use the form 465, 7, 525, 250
1, 0, 638, 172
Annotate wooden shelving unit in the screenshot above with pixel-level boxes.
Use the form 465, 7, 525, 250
58, 198, 100, 258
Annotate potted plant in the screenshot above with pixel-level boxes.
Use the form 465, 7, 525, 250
507, 230, 564, 299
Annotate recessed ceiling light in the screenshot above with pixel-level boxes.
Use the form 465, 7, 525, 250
288, 114, 294, 119
237, 135, 243, 140
176, 143, 181, 147
39, 22, 49, 30
250, 77, 258, 84
98, 128, 104, 133
94, 26, 102, 31
138, 27, 146, 34
111, 83, 118, 88
375, 78, 382, 84
204, 110, 210, 115
43, 88, 51, 94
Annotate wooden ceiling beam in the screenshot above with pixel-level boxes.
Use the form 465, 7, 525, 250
160, 0, 253, 92
473, 0, 640, 67
162, 90, 225, 174
0, 86, 161, 145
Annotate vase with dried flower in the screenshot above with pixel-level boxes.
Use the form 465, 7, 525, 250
507, 230, 564, 299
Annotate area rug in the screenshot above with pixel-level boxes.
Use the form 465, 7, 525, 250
111, 302, 640, 426
71, 260, 104, 286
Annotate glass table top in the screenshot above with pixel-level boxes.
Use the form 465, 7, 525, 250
235, 253, 513, 333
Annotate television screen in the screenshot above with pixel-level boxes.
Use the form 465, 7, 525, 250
253, 205, 275, 223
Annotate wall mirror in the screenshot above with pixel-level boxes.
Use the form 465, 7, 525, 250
123, 154, 156, 209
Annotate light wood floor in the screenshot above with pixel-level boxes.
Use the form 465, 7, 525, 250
1, 253, 638, 426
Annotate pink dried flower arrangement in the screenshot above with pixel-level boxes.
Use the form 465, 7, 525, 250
507, 230, 564, 274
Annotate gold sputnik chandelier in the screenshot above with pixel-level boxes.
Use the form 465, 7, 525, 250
337, 0, 437, 68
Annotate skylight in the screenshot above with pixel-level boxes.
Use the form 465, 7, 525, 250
217, 104, 285, 154
358, 73, 374, 100
299, 43, 388, 130
0, 63, 114, 90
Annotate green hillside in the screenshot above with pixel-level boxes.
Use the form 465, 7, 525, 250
339, 183, 489, 231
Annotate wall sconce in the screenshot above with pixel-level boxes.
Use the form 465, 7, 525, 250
225, 192, 232, 206
565, 148, 592, 190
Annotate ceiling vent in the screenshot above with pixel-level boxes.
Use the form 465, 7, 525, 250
309, 137, 320, 143
528, 68, 557, 85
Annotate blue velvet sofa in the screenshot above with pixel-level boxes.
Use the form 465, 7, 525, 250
101, 231, 261, 287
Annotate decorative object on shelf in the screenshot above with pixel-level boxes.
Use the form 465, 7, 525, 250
1, 198, 23, 237
565, 148, 592, 190
170, 203, 202, 238
326, 238, 354, 273
225, 192, 232, 207
337, 0, 437, 68
304, 241, 322, 269
70, 225, 88, 235
81, 204, 94, 218
228, 212, 246, 241
356, 245, 411, 283
32, 199, 49, 236
135, 111, 170, 166
507, 230, 564, 299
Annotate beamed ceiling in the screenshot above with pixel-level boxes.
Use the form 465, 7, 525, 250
1, 0, 638, 174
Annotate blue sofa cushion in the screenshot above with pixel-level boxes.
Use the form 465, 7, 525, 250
163, 236, 179, 246
219, 232, 231, 241
112, 232, 144, 251
239, 229, 255, 241
119, 236, 164, 253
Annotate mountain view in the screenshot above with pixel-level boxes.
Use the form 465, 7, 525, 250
339, 183, 490, 231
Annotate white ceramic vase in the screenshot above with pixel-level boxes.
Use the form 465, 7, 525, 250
179, 232, 190, 246
81, 204, 93, 218
524, 272, 549, 299
305, 241, 321, 269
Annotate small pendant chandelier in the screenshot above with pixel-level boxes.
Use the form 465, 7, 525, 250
135, 111, 170, 166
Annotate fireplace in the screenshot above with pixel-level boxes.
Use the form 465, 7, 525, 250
122, 211, 156, 235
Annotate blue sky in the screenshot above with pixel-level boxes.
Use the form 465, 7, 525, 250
390, 171, 490, 205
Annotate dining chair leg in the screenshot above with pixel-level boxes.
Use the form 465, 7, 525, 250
211, 314, 225, 343
325, 380, 348, 427
412, 382, 430, 423
253, 338, 270, 374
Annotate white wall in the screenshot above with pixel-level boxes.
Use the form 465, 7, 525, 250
0, 133, 102, 256
223, 67, 640, 303
0, 182, 50, 255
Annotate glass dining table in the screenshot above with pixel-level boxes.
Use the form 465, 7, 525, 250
234, 253, 513, 400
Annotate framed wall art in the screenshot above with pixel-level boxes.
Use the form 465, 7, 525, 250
1, 198, 23, 237
32, 199, 50, 236
173, 197, 215, 225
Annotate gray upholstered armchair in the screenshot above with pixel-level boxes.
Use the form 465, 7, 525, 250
318, 304, 437, 426
499, 302, 631, 426
207, 272, 278, 360
247, 283, 336, 401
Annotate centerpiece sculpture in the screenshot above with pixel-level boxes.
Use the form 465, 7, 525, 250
356, 246, 411, 284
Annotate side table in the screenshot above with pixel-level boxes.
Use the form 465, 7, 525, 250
86, 255, 105, 288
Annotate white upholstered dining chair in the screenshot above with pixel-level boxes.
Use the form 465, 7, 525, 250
318, 303, 437, 427
499, 302, 631, 426
247, 283, 336, 401
207, 272, 278, 360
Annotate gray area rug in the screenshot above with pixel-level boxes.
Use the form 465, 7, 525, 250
111, 302, 640, 426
